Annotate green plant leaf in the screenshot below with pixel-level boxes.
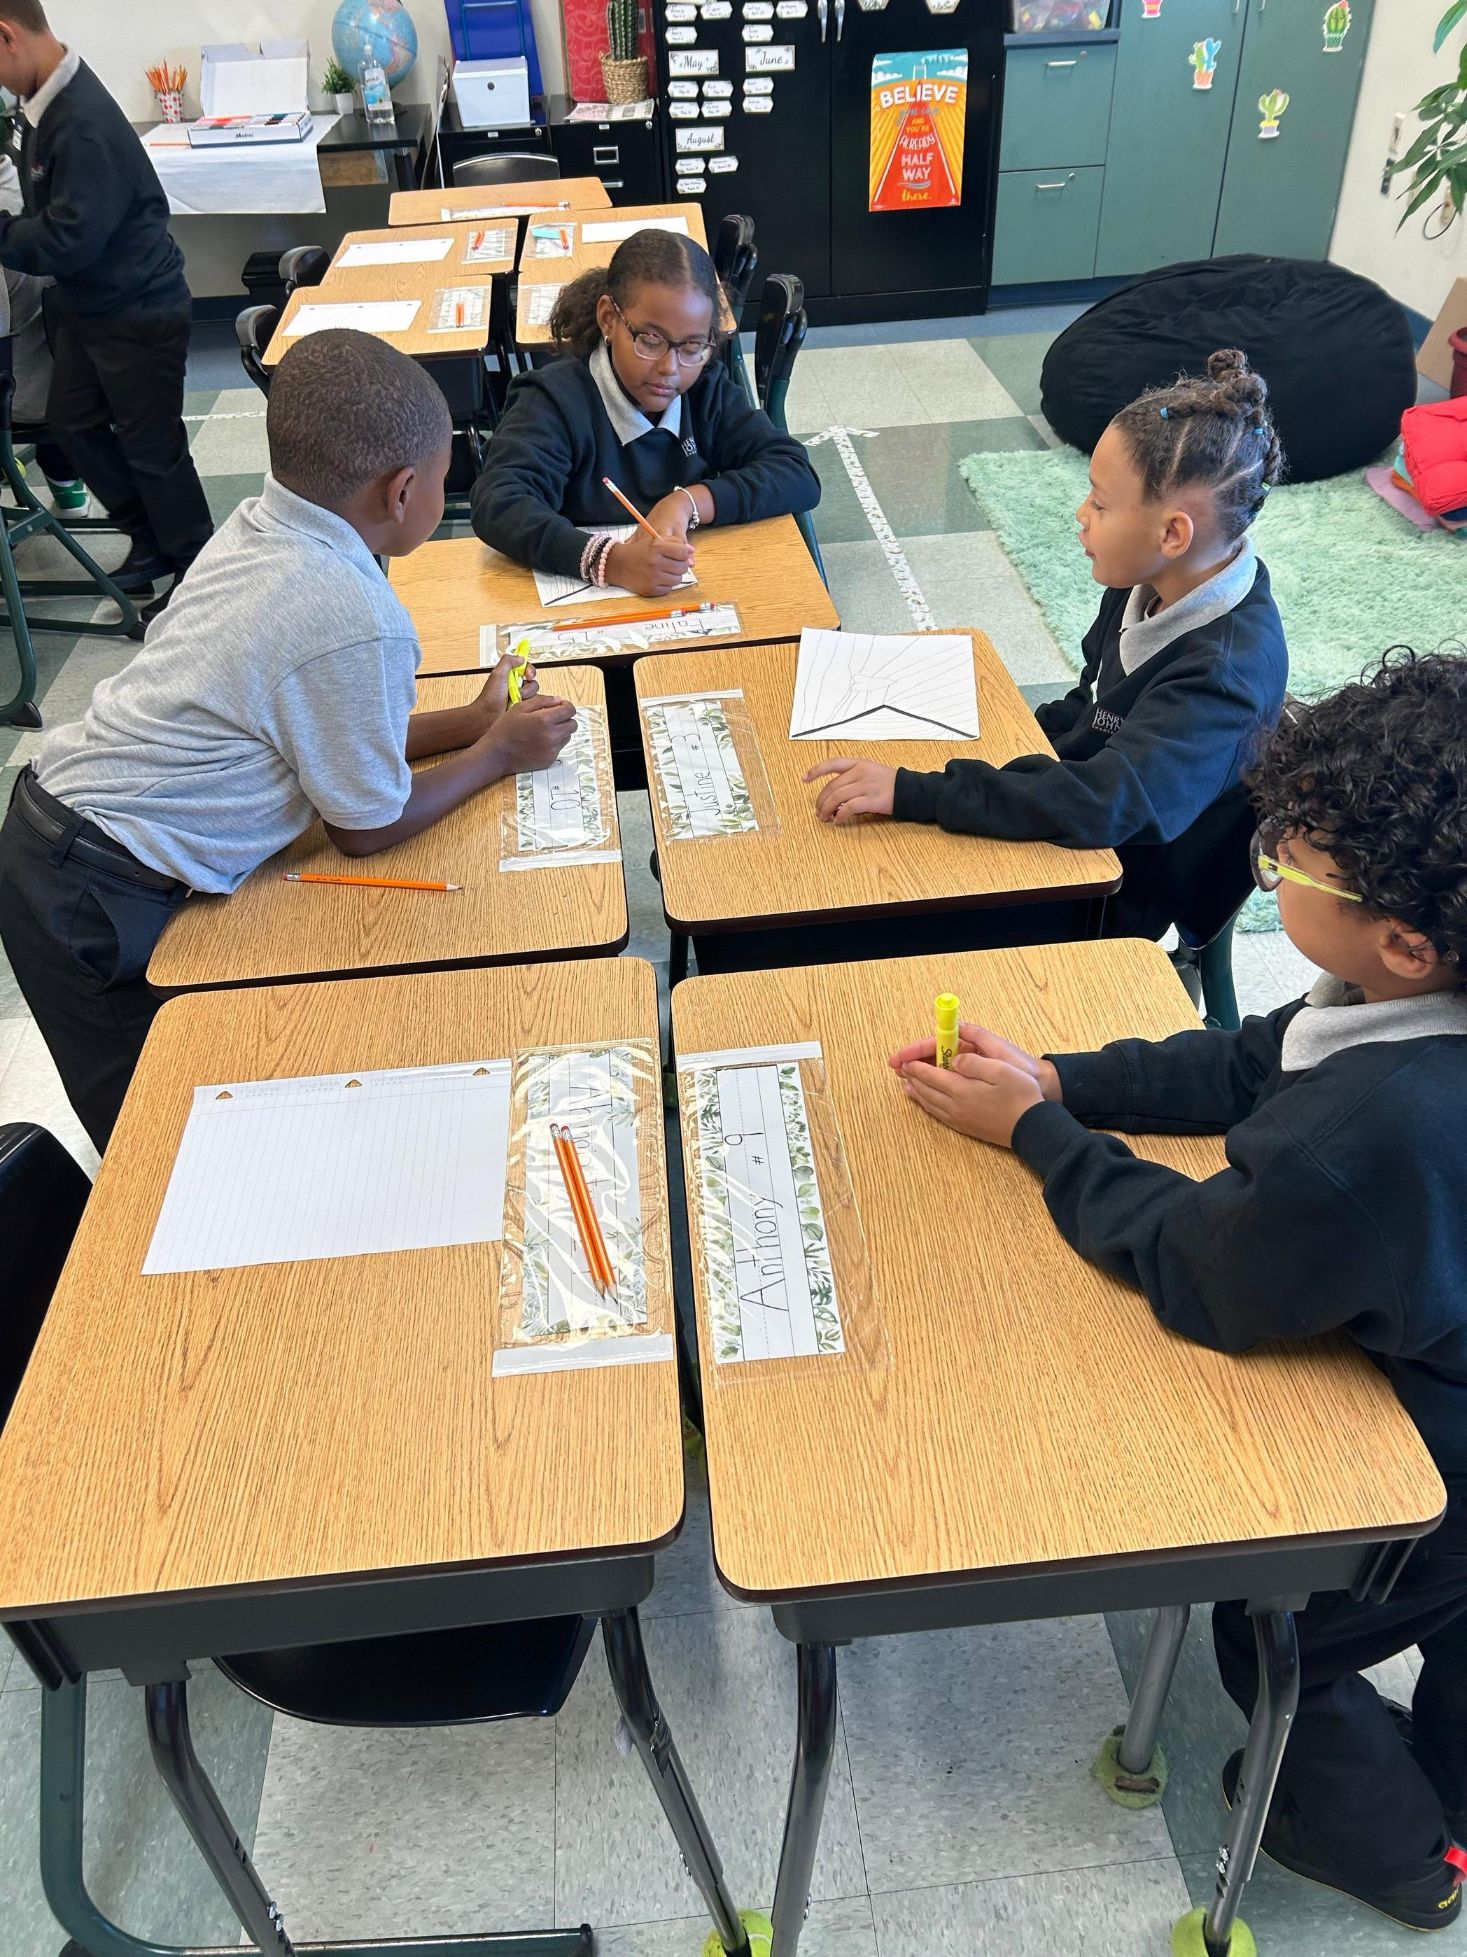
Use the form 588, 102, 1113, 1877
1436, 0, 1467, 54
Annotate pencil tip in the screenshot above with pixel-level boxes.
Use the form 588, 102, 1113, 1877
447, 882, 464, 891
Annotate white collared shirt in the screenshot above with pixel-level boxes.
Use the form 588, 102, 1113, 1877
1280, 973, 1467, 1073
23, 46, 79, 129
590, 339, 683, 444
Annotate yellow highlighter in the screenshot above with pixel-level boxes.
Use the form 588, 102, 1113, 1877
507, 638, 531, 705
934, 994, 960, 1070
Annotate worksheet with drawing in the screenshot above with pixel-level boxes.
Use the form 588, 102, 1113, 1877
689, 1060, 846, 1362
142, 1062, 512, 1274
643, 692, 758, 838
789, 629, 980, 741
533, 524, 696, 607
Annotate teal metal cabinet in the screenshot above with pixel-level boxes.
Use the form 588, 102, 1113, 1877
1095, 0, 1238, 277
993, 166, 1106, 282
1213, 0, 1375, 258
1001, 41, 1117, 171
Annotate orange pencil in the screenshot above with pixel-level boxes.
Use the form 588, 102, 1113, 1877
551, 1122, 617, 1299
551, 603, 687, 632
601, 476, 665, 543
283, 872, 462, 892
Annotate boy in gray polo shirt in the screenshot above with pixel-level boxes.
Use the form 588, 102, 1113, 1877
0, 330, 575, 1151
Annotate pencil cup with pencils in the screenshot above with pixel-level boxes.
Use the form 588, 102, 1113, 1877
146, 63, 188, 121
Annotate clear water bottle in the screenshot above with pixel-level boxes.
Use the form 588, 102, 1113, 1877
359, 55, 395, 126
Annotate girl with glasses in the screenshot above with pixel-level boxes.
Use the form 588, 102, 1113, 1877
471, 228, 819, 599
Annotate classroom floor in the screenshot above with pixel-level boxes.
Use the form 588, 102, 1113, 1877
0, 314, 1420, 1957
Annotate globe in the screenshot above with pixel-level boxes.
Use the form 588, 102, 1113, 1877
331, 0, 420, 90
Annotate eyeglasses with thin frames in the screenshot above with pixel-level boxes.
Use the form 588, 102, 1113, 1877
611, 300, 715, 368
1250, 829, 1364, 903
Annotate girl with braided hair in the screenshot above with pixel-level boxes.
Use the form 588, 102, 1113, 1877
808, 349, 1289, 941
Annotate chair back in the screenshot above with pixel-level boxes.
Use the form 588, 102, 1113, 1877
236, 305, 278, 398
1165, 783, 1260, 950
0, 1125, 89, 1427
278, 246, 331, 296
754, 274, 806, 427
453, 153, 559, 188
713, 214, 758, 326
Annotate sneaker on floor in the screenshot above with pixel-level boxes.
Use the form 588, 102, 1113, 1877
1222, 1750, 1464, 1932
44, 477, 89, 514
111, 546, 172, 594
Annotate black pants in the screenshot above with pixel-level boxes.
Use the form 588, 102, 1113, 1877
0, 773, 187, 1153
32, 435, 78, 484
1215, 1476, 1467, 1887
45, 299, 213, 573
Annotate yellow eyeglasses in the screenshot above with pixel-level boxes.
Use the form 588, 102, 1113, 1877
1250, 831, 1364, 903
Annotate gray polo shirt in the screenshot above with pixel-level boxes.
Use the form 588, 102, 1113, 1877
35, 477, 418, 893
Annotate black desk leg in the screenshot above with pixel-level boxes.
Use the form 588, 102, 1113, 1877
770, 1643, 839, 1957
602, 1608, 753, 1955
1200, 1607, 1300, 1957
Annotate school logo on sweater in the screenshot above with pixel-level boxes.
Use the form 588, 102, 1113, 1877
1092, 706, 1126, 736
682, 435, 698, 457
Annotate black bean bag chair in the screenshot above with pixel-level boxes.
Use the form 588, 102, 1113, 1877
1040, 254, 1416, 483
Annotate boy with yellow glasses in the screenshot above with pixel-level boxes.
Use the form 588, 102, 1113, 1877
892, 648, 1467, 1934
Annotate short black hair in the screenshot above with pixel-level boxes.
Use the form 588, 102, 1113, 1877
1247, 647, 1467, 972
266, 329, 452, 508
0, 1, 50, 31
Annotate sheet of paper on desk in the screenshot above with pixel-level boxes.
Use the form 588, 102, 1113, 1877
482, 604, 743, 664
582, 216, 690, 242
533, 524, 696, 607
643, 692, 757, 838
690, 1061, 846, 1362
283, 300, 420, 338
445, 203, 564, 220
515, 707, 611, 853
789, 629, 980, 742
339, 237, 453, 267
142, 1061, 512, 1275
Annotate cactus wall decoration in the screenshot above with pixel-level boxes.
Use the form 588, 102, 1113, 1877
1140, 0, 1164, 16
1258, 87, 1290, 137
1190, 38, 1222, 90
606, 0, 638, 62
1323, 1, 1351, 52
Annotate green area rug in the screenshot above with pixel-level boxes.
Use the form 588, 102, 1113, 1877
959, 448, 1467, 700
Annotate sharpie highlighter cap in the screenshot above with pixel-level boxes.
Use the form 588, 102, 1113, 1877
934, 994, 960, 1069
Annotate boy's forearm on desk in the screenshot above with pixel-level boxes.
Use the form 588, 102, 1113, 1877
405, 700, 487, 760
326, 739, 504, 855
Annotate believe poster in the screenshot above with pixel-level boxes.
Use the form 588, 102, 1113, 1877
869, 50, 968, 214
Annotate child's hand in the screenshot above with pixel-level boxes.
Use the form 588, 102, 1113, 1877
804, 759, 898, 823
889, 1022, 1061, 1103
606, 530, 695, 598
897, 1052, 1046, 1148
647, 491, 696, 542
482, 694, 577, 773
475, 654, 539, 730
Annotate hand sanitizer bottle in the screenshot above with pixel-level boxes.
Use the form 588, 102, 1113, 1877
359, 55, 395, 125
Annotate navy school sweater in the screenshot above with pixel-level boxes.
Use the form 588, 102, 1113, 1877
1012, 984, 1467, 1476
891, 551, 1288, 938
0, 60, 189, 318
470, 348, 820, 578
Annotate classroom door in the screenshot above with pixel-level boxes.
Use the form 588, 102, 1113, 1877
1213, 0, 1374, 260
1094, 0, 1239, 279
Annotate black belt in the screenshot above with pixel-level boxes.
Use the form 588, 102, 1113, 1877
15, 768, 185, 894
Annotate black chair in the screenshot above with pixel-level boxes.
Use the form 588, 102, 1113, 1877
753, 274, 825, 586
453, 153, 560, 189
235, 303, 277, 399
1165, 786, 1258, 1032
0, 364, 143, 726
278, 244, 331, 297
424, 351, 496, 515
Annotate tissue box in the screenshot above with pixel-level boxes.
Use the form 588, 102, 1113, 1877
200, 40, 310, 118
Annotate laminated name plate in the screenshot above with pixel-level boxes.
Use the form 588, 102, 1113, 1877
789, 628, 980, 741
524, 283, 563, 326
532, 524, 696, 607
504, 705, 616, 862
464, 224, 514, 263
529, 222, 576, 257
443, 202, 569, 219
339, 237, 453, 268
283, 300, 421, 339
687, 1059, 845, 1362
642, 690, 759, 839
483, 603, 743, 663
142, 1061, 512, 1275
429, 286, 491, 333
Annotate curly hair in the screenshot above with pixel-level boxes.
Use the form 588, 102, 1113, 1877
550, 228, 728, 359
1246, 647, 1467, 972
1111, 348, 1285, 543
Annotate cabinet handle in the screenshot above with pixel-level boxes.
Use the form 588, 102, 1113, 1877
592, 145, 620, 163
601, 178, 626, 189
1036, 179, 1071, 191
1046, 57, 1077, 67
818, 0, 827, 40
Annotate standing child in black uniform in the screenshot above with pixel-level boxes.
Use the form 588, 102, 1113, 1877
807, 350, 1289, 940
893, 648, 1467, 1935
0, 1, 213, 617
471, 227, 819, 599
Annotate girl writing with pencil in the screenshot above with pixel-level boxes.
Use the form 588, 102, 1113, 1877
470, 229, 820, 598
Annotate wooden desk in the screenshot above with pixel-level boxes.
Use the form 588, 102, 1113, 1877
517, 203, 709, 281
517, 274, 568, 346
395, 521, 839, 678
0, 958, 752, 1957
640, 635, 1120, 956
673, 938, 1444, 1955
390, 177, 613, 224
148, 668, 627, 991
325, 220, 515, 281
268, 271, 494, 363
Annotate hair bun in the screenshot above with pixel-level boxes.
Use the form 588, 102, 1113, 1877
1207, 346, 1269, 414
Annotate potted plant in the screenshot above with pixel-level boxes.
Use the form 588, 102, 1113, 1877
1322, 2, 1352, 53
1389, 1, 1467, 232
601, 0, 648, 107
1258, 87, 1289, 138
322, 59, 356, 116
